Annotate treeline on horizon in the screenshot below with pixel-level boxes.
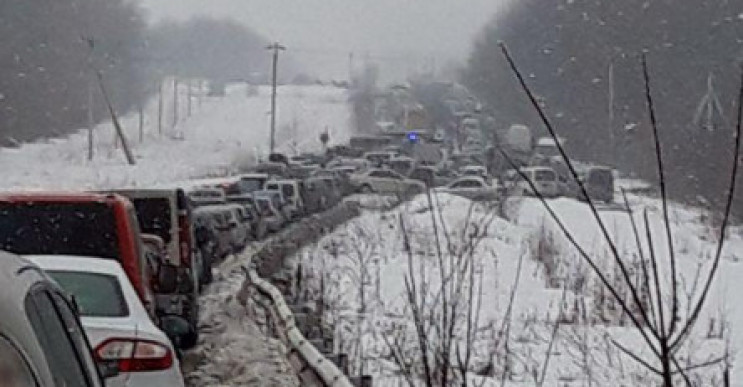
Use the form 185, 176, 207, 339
0, 1, 274, 145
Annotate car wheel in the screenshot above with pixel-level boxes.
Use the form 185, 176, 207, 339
360, 184, 374, 193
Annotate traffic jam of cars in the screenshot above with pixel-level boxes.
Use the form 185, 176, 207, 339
0, 127, 614, 385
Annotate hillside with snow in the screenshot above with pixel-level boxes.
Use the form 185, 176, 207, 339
0, 82, 351, 190
296, 193, 743, 385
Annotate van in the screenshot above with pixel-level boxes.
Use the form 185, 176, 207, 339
516, 167, 562, 197
0, 192, 155, 316
579, 166, 615, 203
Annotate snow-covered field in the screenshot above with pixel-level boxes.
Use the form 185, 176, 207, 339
0, 82, 351, 190
296, 192, 743, 385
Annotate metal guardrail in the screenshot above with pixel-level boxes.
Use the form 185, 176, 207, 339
245, 267, 354, 387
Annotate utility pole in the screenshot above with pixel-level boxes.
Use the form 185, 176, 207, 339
187, 79, 193, 117
87, 74, 95, 160
608, 60, 616, 166
266, 42, 286, 153
348, 52, 355, 83
83, 36, 96, 161
138, 103, 144, 143
157, 79, 163, 136
173, 78, 179, 128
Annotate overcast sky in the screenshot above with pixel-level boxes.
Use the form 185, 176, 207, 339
137, 0, 508, 82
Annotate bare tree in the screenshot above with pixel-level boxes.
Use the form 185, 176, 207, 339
496, 43, 742, 386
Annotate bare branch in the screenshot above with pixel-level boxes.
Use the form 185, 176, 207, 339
610, 338, 662, 375
499, 42, 659, 343
641, 53, 679, 336
621, 189, 658, 332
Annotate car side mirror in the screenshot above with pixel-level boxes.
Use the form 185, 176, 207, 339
97, 361, 120, 379
157, 263, 179, 294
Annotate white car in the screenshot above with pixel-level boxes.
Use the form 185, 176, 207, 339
515, 166, 562, 197
460, 165, 488, 178
437, 176, 498, 201
349, 169, 426, 194
27, 255, 185, 387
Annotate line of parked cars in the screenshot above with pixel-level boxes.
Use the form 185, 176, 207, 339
0, 146, 373, 386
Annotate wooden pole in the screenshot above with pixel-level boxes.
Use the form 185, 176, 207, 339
96, 71, 135, 165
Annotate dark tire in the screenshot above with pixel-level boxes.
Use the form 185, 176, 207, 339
179, 325, 199, 350
200, 247, 213, 284
360, 184, 374, 193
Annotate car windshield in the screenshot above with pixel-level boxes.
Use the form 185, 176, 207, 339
238, 179, 264, 193
46, 271, 129, 318
535, 170, 556, 181
0, 202, 119, 259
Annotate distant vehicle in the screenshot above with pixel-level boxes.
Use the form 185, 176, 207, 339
505, 124, 533, 154
226, 194, 269, 239
578, 166, 615, 203
0, 252, 114, 386
253, 196, 285, 232
349, 169, 426, 194
350, 135, 392, 151
534, 137, 565, 158
462, 117, 481, 136
192, 206, 234, 261
253, 190, 293, 221
437, 176, 499, 201
302, 177, 332, 213
388, 156, 416, 176
327, 157, 369, 171
516, 166, 562, 197
236, 173, 271, 194
186, 186, 228, 206
253, 161, 288, 177
0, 193, 156, 317
265, 179, 305, 218
363, 151, 397, 167
408, 166, 458, 187
460, 165, 488, 178
268, 152, 290, 165
225, 203, 250, 251
28, 255, 186, 387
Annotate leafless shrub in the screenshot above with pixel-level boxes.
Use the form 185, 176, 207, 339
497, 43, 742, 385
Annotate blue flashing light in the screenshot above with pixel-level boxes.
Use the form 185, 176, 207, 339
407, 131, 419, 143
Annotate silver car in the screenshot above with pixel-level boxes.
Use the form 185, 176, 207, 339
0, 251, 113, 386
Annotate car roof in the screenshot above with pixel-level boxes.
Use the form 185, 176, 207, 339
25, 255, 124, 275
238, 173, 270, 179
105, 188, 179, 200
0, 191, 122, 203
454, 176, 487, 183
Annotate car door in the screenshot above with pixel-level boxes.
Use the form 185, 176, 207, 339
25, 286, 104, 387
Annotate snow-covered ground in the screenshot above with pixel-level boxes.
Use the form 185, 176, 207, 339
297, 192, 743, 385
0, 82, 351, 190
